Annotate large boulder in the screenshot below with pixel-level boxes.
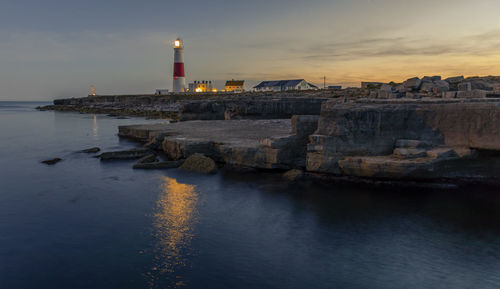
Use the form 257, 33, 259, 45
470, 80, 493, 91
445, 76, 465, 84
403, 77, 422, 90
422, 76, 442, 82
393, 85, 408, 93
180, 153, 218, 174
458, 82, 472, 91
433, 80, 450, 93
420, 81, 434, 92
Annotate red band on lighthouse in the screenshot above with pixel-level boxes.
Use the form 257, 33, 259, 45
173, 63, 185, 77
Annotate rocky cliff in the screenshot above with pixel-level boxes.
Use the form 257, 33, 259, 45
307, 98, 500, 179
44, 94, 328, 120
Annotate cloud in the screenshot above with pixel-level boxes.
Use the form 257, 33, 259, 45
286, 28, 500, 62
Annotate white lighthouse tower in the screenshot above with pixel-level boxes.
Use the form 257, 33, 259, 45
173, 38, 186, 93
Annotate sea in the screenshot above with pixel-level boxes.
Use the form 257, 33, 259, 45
1, 101, 499, 289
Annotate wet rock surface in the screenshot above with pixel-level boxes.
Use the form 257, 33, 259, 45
98, 148, 152, 161
41, 158, 62, 165
133, 160, 184, 170
283, 169, 305, 181
80, 147, 101, 153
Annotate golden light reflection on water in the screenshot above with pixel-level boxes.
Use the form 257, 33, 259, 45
92, 114, 98, 140
148, 177, 199, 288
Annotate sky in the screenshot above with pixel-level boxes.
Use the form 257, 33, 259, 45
1, 0, 500, 100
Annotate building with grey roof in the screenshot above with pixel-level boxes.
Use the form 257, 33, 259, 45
253, 79, 318, 92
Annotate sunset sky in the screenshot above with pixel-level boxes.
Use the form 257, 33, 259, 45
2, 0, 500, 100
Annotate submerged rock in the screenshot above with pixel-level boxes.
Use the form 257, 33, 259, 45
136, 154, 158, 164
180, 153, 218, 174
80, 147, 101, 153
41, 158, 62, 165
133, 160, 184, 170
98, 148, 152, 161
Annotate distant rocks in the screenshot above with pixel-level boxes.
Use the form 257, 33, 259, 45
179, 153, 218, 174
41, 158, 62, 165
422, 76, 442, 82
371, 75, 500, 100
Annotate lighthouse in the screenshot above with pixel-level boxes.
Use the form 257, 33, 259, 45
173, 38, 186, 93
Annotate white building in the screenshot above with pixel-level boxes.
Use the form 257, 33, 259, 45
253, 79, 318, 92
155, 89, 169, 95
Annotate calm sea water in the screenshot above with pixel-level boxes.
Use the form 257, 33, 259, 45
1, 101, 500, 289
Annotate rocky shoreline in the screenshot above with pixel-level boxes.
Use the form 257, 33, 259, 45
113, 98, 500, 185
39, 75, 500, 185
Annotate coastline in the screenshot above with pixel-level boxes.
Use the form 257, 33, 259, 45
38, 85, 500, 186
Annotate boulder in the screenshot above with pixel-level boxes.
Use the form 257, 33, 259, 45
283, 169, 305, 181
445, 76, 465, 84
470, 80, 493, 91
41, 158, 62, 165
458, 82, 472, 91
422, 76, 442, 82
420, 81, 434, 92
432, 80, 450, 93
179, 153, 218, 174
377, 90, 398, 99
426, 148, 459, 159
403, 77, 422, 90
380, 84, 393, 92
394, 85, 408, 93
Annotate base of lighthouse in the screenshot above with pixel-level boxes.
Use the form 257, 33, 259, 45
173, 77, 186, 93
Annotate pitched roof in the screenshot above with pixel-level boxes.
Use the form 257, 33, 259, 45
225, 80, 245, 86
254, 79, 310, 89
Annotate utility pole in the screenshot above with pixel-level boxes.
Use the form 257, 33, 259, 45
323, 76, 326, 89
